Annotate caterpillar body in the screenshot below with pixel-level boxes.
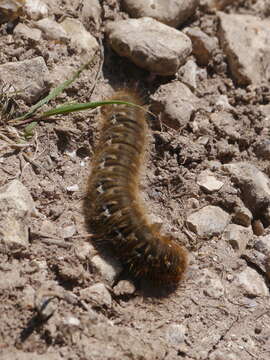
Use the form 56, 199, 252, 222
86, 90, 188, 285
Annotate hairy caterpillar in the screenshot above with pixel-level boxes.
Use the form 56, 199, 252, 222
85, 90, 188, 285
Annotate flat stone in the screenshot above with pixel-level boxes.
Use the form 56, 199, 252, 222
198, 269, 224, 298
35, 18, 69, 42
186, 205, 230, 237
210, 112, 240, 140
185, 27, 218, 66
122, 0, 198, 28
218, 12, 270, 85
165, 324, 186, 346
222, 162, 270, 219
91, 255, 123, 285
0, 57, 49, 104
24, 0, 49, 20
177, 59, 198, 90
235, 267, 269, 297
151, 81, 201, 129
60, 17, 99, 57
80, 283, 112, 308
223, 224, 252, 254
0, 180, 36, 249
197, 170, 224, 193
14, 23, 42, 41
106, 17, 192, 76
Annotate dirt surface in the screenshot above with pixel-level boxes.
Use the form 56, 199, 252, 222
0, 1, 270, 359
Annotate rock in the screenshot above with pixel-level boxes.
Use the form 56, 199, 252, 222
210, 112, 240, 140
91, 255, 123, 285
24, 0, 48, 20
150, 82, 200, 129
223, 224, 252, 254
113, 280, 136, 296
14, 23, 42, 41
0, 180, 36, 249
62, 316, 80, 327
235, 267, 269, 297
186, 205, 230, 237
254, 234, 270, 255
80, 283, 112, 307
215, 94, 233, 111
35, 18, 68, 42
177, 59, 198, 90
75, 241, 96, 261
185, 27, 218, 66
0, 57, 49, 104
222, 162, 270, 219
60, 17, 99, 58
198, 269, 224, 298
233, 205, 252, 227
165, 324, 186, 346
122, 0, 199, 28
201, 0, 235, 10
197, 170, 224, 193
0, 268, 26, 290
62, 224, 76, 238
254, 139, 270, 160
66, 184, 79, 192
218, 12, 270, 85
81, 0, 102, 29
106, 17, 192, 76
209, 350, 240, 360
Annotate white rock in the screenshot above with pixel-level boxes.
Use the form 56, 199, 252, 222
198, 269, 224, 299
151, 82, 201, 129
223, 224, 252, 254
113, 280, 136, 296
178, 59, 198, 90
165, 324, 186, 346
0, 268, 26, 290
35, 18, 68, 42
75, 241, 96, 261
0, 180, 36, 249
60, 17, 99, 58
24, 0, 49, 20
80, 283, 112, 307
218, 12, 270, 85
210, 112, 239, 140
14, 23, 42, 41
66, 184, 79, 192
106, 17, 192, 76
91, 255, 122, 285
236, 267, 269, 297
0, 57, 49, 104
197, 170, 224, 193
62, 225, 76, 238
122, 0, 198, 28
222, 162, 270, 217
81, 0, 102, 29
186, 205, 230, 237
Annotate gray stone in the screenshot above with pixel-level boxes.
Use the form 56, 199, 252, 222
60, 18, 99, 58
14, 23, 42, 41
223, 224, 252, 254
80, 283, 112, 307
0, 57, 49, 104
81, 0, 102, 29
185, 27, 218, 66
197, 170, 224, 193
177, 59, 198, 90
210, 112, 240, 140
113, 280, 136, 296
254, 234, 270, 255
222, 162, 270, 218
91, 255, 123, 285
24, 0, 49, 20
35, 18, 69, 42
186, 205, 230, 237
0, 180, 36, 249
218, 12, 270, 85
0, 350, 62, 360
198, 269, 224, 298
209, 350, 240, 360
165, 324, 186, 346
122, 0, 199, 28
151, 82, 200, 129
235, 267, 269, 297
254, 139, 270, 160
0, 268, 26, 290
106, 17, 192, 76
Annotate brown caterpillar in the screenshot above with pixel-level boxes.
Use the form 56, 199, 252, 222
85, 90, 188, 285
